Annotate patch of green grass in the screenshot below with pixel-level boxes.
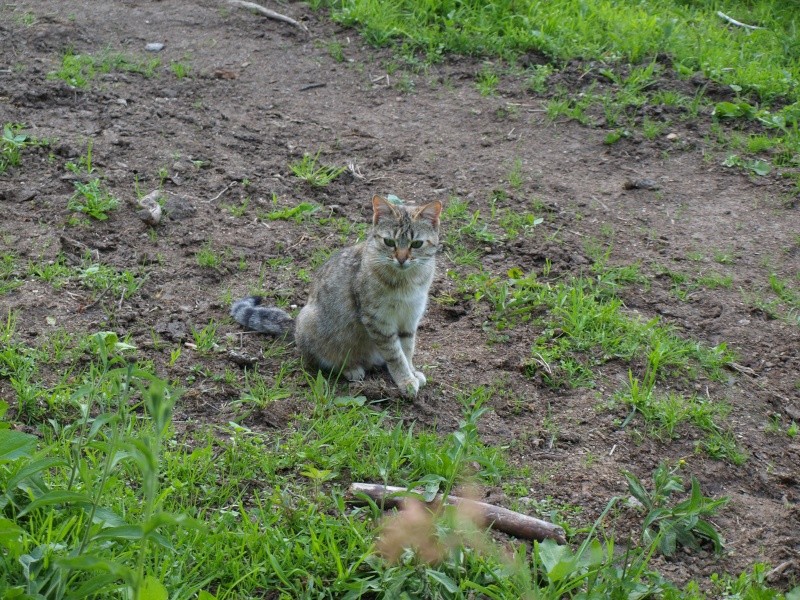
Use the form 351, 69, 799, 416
27, 254, 73, 288
259, 201, 319, 222
49, 50, 160, 87
0, 253, 23, 295
616, 379, 728, 442
65, 139, 96, 175
768, 272, 800, 312
642, 116, 668, 140
475, 65, 499, 96
742, 271, 800, 326
713, 250, 735, 265
319, 0, 800, 175
657, 265, 733, 300
235, 365, 295, 412
13, 10, 36, 26
722, 153, 771, 177
506, 157, 524, 190
68, 178, 120, 221
79, 263, 144, 300
0, 311, 793, 598
195, 243, 223, 269
64, 141, 120, 221
309, 247, 334, 269
322, 0, 800, 105
26, 254, 144, 304
190, 320, 219, 353
0, 123, 32, 173
497, 209, 543, 238
170, 60, 191, 79
546, 91, 594, 125
290, 151, 347, 187
700, 430, 749, 465
452, 263, 733, 415
327, 40, 346, 62
614, 370, 745, 463
444, 208, 499, 250
526, 63, 554, 94
222, 197, 249, 217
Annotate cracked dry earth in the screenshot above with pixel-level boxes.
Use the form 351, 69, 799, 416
1, 0, 799, 589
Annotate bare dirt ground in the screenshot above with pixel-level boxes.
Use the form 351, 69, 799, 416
1, 0, 799, 590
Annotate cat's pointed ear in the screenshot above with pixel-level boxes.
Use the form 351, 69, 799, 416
413, 201, 442, 229
372, 195, 399, 225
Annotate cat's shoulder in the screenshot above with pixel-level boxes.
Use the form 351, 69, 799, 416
315, 241, 364, 278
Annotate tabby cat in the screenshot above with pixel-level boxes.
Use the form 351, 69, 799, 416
231, 195, 442, 397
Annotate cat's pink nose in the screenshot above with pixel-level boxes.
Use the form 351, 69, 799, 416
395, 249, 409, 264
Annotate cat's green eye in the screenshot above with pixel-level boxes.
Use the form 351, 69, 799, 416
383, 238, 396, 248
410, 240, 423, 249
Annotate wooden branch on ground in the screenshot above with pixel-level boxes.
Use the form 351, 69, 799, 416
226, 0, 309, 34
348, 482, 567, 545
716, 11, 763, 31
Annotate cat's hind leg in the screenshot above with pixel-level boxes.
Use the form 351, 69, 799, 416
343, 365, 366, 382
315, 357, 365, 382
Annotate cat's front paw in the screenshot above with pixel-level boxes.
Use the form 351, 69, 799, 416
398, 377, 420, 398
414, 370, 427, 387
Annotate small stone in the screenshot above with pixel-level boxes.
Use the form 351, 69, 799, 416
155, 319, 188, 342
228, 350, 258, 367
163, 196, 196, 221
145, 42, 164, 52
666, 133, 679, 140
135, 190, 163, 226
623, 178, 660, 191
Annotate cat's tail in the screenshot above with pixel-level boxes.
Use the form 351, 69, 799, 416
231, 296, 294, 338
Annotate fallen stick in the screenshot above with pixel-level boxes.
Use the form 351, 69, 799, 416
716, 11, 763, 31
348, 482, 567, 545
226, 0, 309, 33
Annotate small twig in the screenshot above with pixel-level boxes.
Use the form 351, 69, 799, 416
299, 82, 326, 92
506, 103, 548, 113
205, 181, 236, 203
717, 11, 763, 31
118, 289, 126, 311
726, 361, 757, 377
226, 0, 309, 33
530, 352, 552, 375
347, 162, 364, 179
79, 287, 112, 313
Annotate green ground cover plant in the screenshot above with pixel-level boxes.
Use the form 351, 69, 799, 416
442, 207, 744, 462
4, 319, 784, 598
0, 253, 22, 296
49, 50, 160, 88
317, 0, 800, 176
290, 151, 347, 187
319, 0, 800, 103
0, 123, 32, 174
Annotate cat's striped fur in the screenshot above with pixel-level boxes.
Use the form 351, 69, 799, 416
231, 195, 442, 397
